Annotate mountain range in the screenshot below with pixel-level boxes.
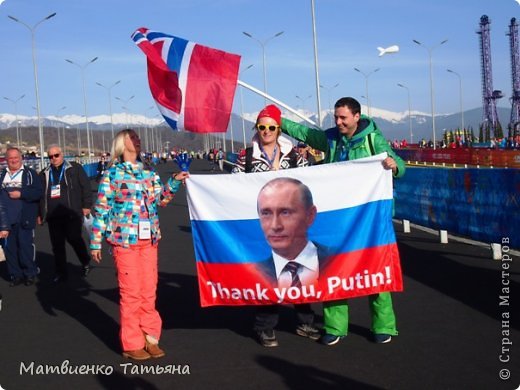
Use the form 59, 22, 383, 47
0, 105, 513, 147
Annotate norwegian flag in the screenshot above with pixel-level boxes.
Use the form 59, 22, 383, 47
132, 28, 241, 133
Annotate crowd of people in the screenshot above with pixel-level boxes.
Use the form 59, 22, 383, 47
0, 96, 406, 360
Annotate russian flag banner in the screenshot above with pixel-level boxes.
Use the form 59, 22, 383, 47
132, 27, 241, 133
186, 154, 404, 307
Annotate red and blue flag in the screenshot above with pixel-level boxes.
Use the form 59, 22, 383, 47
132, 27, 241, 133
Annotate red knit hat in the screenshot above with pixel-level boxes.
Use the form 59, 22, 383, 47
257, 104, 281, 126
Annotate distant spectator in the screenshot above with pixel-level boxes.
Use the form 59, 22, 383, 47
297, 143, 316, 165
95, 155, 108, 183
217, 148, 224, 171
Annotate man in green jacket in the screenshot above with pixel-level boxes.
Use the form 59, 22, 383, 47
279, 96, 405, 346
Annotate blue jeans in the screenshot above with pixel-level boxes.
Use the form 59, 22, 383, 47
4, 224, 37, 279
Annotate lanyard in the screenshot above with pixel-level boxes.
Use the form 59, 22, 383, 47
50, 165, 65, 186
259, 144, 278, 167
8, 169, 23, 181
140, 190, 149, 214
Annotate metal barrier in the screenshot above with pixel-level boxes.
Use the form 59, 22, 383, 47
394, 167, 520, 248
394, 148, 520, 168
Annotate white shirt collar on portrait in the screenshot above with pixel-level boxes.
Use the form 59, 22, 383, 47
272, 241, 319, 288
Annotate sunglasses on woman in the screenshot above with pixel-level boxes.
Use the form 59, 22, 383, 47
256, 124, 279, 132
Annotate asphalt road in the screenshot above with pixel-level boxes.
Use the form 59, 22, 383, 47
0, 159, 518, 390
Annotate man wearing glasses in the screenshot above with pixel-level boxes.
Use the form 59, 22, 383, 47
38, 145, 92, 283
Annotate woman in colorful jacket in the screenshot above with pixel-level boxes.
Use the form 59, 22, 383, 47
279, 97, 405, 346
90, 129, 189, 361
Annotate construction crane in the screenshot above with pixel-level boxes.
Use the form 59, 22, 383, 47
477, 15, 504, 141
507, 17, 520, 137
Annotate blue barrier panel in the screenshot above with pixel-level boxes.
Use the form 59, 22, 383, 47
83, 162, 98, 179
394, 167, 520, 248
226, 152, 239, 163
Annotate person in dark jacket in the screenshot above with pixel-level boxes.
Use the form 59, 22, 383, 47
95, 155, 108, 182
38, 144, 92, 283
0, 147, 43, 286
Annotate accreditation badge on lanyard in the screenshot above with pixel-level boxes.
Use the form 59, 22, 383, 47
50, 165, 65, 199
50, 185, 61, 199
137, 183, 151, 240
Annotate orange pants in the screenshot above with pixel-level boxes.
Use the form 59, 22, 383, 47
112, 240, 162, 351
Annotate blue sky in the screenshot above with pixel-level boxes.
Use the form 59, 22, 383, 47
0, 0, 519, 122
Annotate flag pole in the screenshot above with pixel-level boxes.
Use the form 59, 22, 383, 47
238, 80, 319, 128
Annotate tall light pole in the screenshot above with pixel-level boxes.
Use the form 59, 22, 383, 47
239, 64, 253, 149
295, 94, 312, 112
319, 83, 339, 128
64, 125, 70, 156
446, 68, 464, 142
54, 105, 66, 147
413, 39, 448, 149
145, 105, 156, 152
397, 83, 413, 143
311, 0, 323, 128
242, 30, 284, 97
116, 95, 135, 128
353, 67, 380, 116
4, 94, 25, 148
9, 12, 56, 166
66, 56, 98, 157
96, 80, 121, 140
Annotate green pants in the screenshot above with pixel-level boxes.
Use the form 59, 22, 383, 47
323, 292, 398, 336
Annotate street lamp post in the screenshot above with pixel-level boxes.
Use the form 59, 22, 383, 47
54, 105, 66, 148
319, 83, 339, 128
446, 68, 464, 142
239, 64, 253, 149
3, 94, 25, 148
295, 94, 312, 112
64, 125, 70, 156
116, 95, 135, 128
66, 56, 98, 157
145, 105, 156, 152
153, 114, 162, 152
413, 39, 448, 149
76, 125, 82, 156
397, 83, 413, 143
96, 80, 121, 141
353, 67, 380, 117
242, 31, 284, 97
9, 12, 56, 166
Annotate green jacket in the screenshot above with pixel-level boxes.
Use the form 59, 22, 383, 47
281, 115, 405, 178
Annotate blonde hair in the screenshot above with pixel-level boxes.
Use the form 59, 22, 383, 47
110, 129, 138, 165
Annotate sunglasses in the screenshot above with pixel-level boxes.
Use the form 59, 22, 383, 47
256, 124, 279, 132
49, 153, 61, 159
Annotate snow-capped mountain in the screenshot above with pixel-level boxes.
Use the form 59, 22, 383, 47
0, 105, 512, 143
0, 112, 163, 130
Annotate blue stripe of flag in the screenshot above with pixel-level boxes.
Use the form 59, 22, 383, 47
191, 199, 396, 264
142, 31, 188, 75
166, 36, 188, 74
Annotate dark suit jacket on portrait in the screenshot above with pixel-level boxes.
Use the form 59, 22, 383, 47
254, 241, 332, 288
